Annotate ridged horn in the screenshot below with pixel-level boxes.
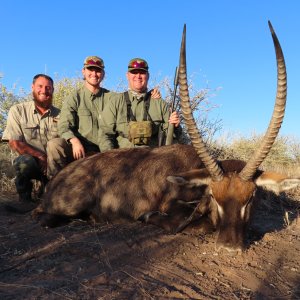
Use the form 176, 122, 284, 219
179, 24, 224, 182
239, 21, 287, 181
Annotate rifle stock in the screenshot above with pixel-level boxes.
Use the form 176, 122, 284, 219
165, 124, 174, 146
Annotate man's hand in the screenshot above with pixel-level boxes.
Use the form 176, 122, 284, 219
169, 111, 180, 127
151, 88, 161, 99
69, 137, 85, 160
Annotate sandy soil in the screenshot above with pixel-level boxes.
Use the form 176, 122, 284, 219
0, 190, 299, 300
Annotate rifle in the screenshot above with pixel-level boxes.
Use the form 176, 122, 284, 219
165, 66, 179, 145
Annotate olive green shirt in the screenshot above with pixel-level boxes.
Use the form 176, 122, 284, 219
2, 99, 60, 153
98, 91, 173, 151
58, 85, 114, 151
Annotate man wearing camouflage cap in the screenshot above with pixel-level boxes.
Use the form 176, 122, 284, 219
46, 56, 114, 174
98, 58, 181, 151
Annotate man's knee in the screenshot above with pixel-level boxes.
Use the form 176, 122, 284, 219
13, 154, 39, 176
47, 137, 72, 161
46, 138, 72, 179
47, 138, 68, 153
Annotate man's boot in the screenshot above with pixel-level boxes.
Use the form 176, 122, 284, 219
15, 176, 33, 203
18, 190, 33, 202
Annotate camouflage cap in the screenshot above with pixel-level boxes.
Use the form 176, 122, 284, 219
128, 58, 149, 72
84, 56, 105, 70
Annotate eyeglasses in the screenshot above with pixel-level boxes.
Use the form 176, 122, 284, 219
128, 60, 148, 69
85, 59, 103, 68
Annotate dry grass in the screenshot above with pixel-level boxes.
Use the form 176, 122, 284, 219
0, 142, 15, 193
213, 134, 300, 170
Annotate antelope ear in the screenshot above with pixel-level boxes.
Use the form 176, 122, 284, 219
255, 172, 300, 193
167, 169, 211, 188
167, 176, 189, 186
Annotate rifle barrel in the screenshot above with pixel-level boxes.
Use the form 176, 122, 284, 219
165, 67, 179, 146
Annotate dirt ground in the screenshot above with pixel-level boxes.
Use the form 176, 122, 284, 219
0, 189, 299, 300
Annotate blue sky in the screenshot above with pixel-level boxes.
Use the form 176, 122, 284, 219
1, 0, 299, 139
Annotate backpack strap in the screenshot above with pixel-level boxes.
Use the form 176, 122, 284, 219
143, 90, 153, 122
124, 91, 153, 122
124, 91, 136, 122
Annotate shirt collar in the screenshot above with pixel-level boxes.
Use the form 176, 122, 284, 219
128, 89, 148, 100
84, 85, 102, 99
30, 98, 52, 116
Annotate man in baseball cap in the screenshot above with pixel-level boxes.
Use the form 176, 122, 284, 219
99, 57, 181, 151
48, 55, 114, 173
83, 56, 105, 70
127, 58, 148, 73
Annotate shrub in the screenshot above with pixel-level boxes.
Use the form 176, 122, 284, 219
213, 133, 300, 170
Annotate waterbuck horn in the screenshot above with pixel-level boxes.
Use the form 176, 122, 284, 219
178, 24, 224, 182
239, 21, 287, 181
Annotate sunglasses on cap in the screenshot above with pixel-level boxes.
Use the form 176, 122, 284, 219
128, 59, 148, 70
85, 59, 103, 67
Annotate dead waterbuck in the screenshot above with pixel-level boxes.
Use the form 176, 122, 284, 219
33, 21, 300, 253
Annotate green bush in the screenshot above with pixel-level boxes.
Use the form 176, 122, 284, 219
0, 83, 27, 136
52, 76, 83, 109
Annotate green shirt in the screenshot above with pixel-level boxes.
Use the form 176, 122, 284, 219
2, 99, 60, 153
98, 91, 172, 151
58, 85, 114, 151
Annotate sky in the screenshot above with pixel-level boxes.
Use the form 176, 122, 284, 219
1, 0, 299, 140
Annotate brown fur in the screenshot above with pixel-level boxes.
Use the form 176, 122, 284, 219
33, 144, 207, 229
32, 145, 298, 252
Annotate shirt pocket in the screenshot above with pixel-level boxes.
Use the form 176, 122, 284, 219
21, 123, 39, 141
78, 109, 92, 135
48, 120, 59, 139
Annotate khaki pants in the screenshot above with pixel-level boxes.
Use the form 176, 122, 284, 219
46, 138, 72, 179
